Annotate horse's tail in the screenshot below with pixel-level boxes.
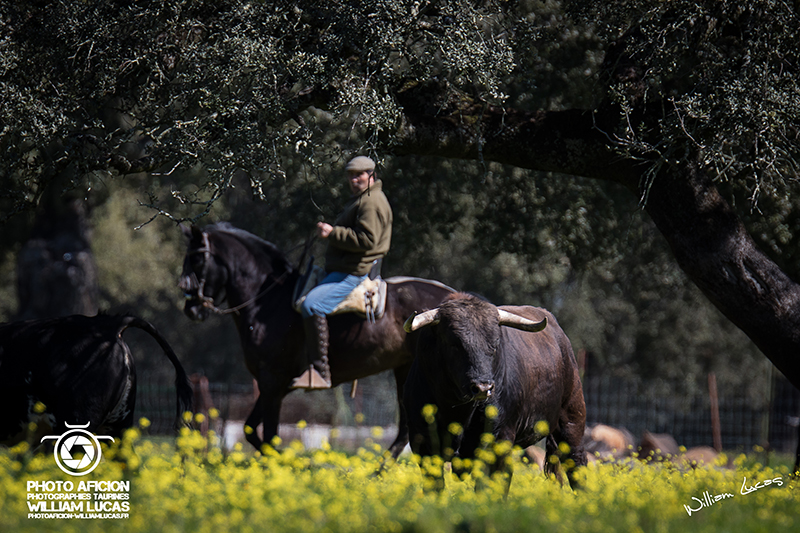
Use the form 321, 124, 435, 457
119, 316, 194, 424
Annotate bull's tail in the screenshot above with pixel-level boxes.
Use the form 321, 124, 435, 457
119, 316, 194, 425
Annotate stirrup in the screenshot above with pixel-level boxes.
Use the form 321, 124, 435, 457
290, 365, 331, 390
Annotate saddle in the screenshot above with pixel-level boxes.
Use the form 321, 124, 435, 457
292, 259, 387, 323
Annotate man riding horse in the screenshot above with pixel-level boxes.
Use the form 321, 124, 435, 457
293, 155, 393, 389
179, 179, 453, 454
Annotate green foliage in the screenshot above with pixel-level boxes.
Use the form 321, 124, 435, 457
566, 0, 800, 205
92, 187, 184, 314
0, 0, 789, 398
0, 0, 516, 222
508, 0, 606, 111
2, 0, 798, 216
0, 246, 17, 319
379, 154, 765, 399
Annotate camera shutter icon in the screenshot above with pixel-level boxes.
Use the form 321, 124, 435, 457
41, 422, 115, 476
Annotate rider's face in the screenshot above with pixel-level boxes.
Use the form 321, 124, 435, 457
347, 170, 373, 195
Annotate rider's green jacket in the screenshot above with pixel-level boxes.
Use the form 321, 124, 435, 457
325, 180, 393, 277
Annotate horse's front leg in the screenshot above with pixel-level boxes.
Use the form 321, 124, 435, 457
258, 393, 283, 451
243, 393, 284, 452
244, 397, 263, 451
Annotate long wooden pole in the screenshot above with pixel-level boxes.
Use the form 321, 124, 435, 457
708, 372, 722, 452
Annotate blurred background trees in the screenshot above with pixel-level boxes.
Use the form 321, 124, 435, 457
1, 0, 796, 407
0, 147, 775, 403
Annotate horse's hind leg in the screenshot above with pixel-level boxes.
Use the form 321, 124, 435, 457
388, 364, 412, 459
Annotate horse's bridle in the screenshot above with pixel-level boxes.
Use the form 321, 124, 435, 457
187, 231, 215, 309
186, 231, 289, 316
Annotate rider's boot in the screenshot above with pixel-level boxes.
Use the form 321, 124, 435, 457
291, 314, 331, 389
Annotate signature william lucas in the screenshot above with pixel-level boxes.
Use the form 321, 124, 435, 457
684, 476, 784, 516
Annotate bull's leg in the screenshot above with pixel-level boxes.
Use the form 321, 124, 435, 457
388, 364, 412, 459
543, 434, 566, 485
554, 398, 588, 489
489, 426, 516, 497
409, 416, 448, 491
560, 420, 587, 471
423, 427, 448, 492
406, 414, 446, 491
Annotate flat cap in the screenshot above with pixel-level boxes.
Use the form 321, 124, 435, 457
345, 156, 375, 173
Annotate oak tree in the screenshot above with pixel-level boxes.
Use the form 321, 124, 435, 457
2, 0, 799, 388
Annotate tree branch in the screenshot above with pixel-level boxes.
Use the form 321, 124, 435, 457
390, 80, 640, 185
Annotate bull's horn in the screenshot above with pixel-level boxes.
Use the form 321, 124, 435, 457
403, 309, 440, 333
498, 309, 547, 332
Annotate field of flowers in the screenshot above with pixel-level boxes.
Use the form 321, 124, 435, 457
1, 415, 797, 533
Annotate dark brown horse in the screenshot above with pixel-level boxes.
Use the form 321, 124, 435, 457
178, 222, 454, 457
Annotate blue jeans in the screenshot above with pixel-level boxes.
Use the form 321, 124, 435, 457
300, 272, 368, 318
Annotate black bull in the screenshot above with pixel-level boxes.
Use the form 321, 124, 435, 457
179, 223, 454, 457
403, 293, 587, 489
0, 314, 193, 445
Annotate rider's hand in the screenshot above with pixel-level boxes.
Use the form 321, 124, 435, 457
316, 222, 333, 238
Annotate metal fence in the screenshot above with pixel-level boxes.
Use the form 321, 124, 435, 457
583, 375, 799, 453
136, 371, 800, 453
135, 371, 400, 433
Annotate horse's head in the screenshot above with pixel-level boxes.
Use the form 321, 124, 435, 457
179, 225, 229, 321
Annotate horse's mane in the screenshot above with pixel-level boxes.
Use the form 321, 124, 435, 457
206, 222, 294, 274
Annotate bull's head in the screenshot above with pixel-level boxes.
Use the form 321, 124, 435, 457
178, 225, 229, 321
404, 294, 547, 404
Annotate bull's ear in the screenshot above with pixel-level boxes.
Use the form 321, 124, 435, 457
403, 309, 440, 333
498, 310, 547, 332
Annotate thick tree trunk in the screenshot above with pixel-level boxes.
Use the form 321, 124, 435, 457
16, 196, 98, 320
392, 82, 800, 389
641, 160, 800, 389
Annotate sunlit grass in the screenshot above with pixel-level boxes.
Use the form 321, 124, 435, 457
1, 418, 797, 533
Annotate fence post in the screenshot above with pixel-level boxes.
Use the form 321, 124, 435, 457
761, 364, 776, 452
708, 372, 722, 452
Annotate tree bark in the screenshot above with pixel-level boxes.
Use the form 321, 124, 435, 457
391, 81, 800, 390
642, 159, 800, 389
16, 194, 99, 321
